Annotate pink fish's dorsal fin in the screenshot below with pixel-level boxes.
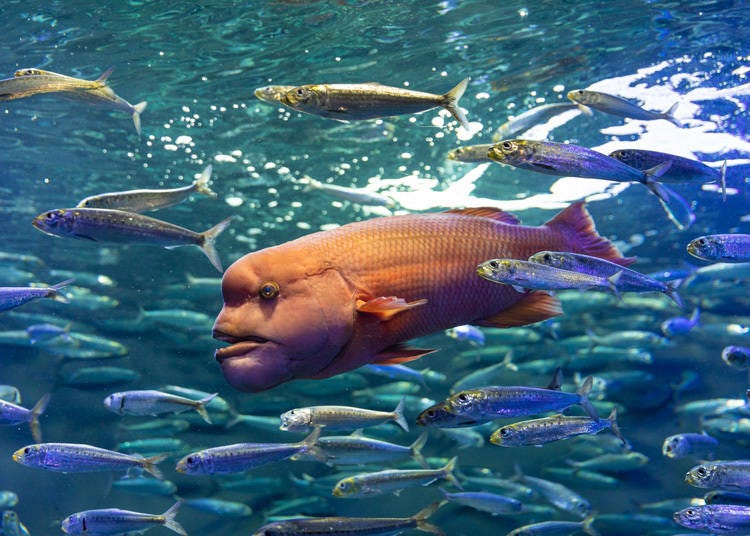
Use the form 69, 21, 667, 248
356, 296, 428, 321
444, 207, 521, 225
544, 201, 635, 266
96, 66, 115, 84
476, 291, 562, 328
374, 345, 437, 365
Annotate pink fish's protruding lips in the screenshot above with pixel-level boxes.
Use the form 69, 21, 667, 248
213, 329, 295, 392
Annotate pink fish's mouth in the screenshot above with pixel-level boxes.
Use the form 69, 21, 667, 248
213, 329, 294, 392
213, 330, 271, 363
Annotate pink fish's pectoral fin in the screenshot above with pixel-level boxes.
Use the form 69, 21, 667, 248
374, 345, 437, 365
356, 296, 428, 321
476, 291, 562, 328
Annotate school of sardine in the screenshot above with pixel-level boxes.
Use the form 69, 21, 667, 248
1, 16, 749, 536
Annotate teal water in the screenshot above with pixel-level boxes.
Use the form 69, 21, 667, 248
1, 1, 750, 535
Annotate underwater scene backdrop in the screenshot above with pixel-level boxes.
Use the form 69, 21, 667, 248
2, 0, 750, 534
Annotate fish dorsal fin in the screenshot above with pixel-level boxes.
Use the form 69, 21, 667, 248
374, 344, 437, 365
544, 201, 635, 266
444, 207, 521, 225
476, 291, 562, 328
96, 67, 115, 83
356, 296, 428, 321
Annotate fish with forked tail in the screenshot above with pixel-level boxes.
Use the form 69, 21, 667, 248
0, 67, 147, 134
277, 78, 471, 130
213, 202, 629, 392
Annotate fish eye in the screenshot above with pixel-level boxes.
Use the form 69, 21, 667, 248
259, 281, 280, 299
337, 481, 349, 491
500, 428, 511, 437
46, 212, 54, 219
488, 260, 499, 269
543, 253, 552, 262
457, 393, 468, 402
425, 409, 435, 417
501, 141, 514, 151
23, 447, 30, 454
186, 456, 196, 465
696, 238, 707, 246
576, 90, 584, 94
696, 466, 707, 476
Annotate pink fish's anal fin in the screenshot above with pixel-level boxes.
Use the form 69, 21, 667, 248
374, 345, 437, 365
476, 291, 562, 328
356, 296, 428, 321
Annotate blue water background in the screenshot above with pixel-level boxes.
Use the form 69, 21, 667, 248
1, 1, 750, 534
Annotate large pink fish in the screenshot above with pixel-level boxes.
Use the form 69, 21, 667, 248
213, 202, 630, 392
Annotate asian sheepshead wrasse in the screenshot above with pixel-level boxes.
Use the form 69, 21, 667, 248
0, 67, 147, 135
213, 202, 632, 393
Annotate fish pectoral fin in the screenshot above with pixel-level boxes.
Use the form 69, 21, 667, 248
73, 233, 98, 242
475, 291, 562, 328
532, 163, 558, 172
356, 296, 428, 321
374, 344, 437, 365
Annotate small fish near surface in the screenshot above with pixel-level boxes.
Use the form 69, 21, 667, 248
76, 165, 216, 212
212, 201, 629, 392
252, 501, 445, 536
487, 139, 694, 230
609, 148, 727, 200
103, 389, 218, 424
61, 501, 186, 535
274, 78, 471, 130
0, 67, 147, 134
0, 279, 74, 312
687, 234, 750, 263
31, 207, 232, 272
279, 399, 409, 432
0, 393, 50, 442
567, 88, 682, 127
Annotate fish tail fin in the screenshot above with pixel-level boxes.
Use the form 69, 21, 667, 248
393, 396, 410, 432
665, 280, 684, 308
500, 349, 518, 372
161, 501, 187, 536
544, 201, 633, 265
720, 160, 727, 201
195, 392, 218, 424
414, 501, 446, 536
663, 101, 682, 127
96, 67, 115, 83
581, 513, 601, 536
443, 77, 471, 131
577, 376, 600, 420
199, 216, 234, 272
442, 456, 463, 490
48, 278, 75, 303
650, 181, 695, 231
690, 307, 701, 325
131, 101, 148, 136
607, 408, 627, 447
302, 427, 327, 462
195, 165, 217, 197
143, 453, 169, 479
29, 393, 51, 443
410, 432, 430, 468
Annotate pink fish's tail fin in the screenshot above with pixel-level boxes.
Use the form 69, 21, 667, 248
544, 201, 635, 266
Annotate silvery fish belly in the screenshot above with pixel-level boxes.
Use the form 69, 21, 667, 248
213, 202, 628, 392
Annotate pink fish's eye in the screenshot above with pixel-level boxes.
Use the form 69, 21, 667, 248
259, 281, 280, 300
